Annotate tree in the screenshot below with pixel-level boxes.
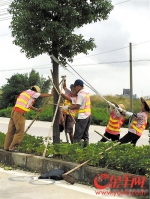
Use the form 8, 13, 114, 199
9, 0, 113, 143
0, 69, 51, 109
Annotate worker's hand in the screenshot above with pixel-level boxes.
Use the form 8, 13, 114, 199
133, 113, 137, 118
61, 105, 69, 111
118, 107, 126, 115
106, 101, 110, 108
35, 108, 42, 112
51, 88, 54, 95
107, 101, 115, 108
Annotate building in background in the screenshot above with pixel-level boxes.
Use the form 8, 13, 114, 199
123, 89, 137, 99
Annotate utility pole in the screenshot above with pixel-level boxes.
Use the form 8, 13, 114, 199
129, 43, 133, 112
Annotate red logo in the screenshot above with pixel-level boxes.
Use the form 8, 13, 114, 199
94, 173, 146, 189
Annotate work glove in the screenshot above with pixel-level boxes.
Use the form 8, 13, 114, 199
125, 111, 134, 117
61, 105, 69, 111
107, 101, 115, 108
106, 101, 110, 108
118, 107, 126, 115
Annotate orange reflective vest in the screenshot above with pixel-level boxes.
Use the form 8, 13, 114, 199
78, 90, 91, 116
129, 112, 148, 136
14, 90, 36, 112
106, 110, 125, 135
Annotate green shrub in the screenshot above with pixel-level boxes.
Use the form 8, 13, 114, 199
0, 107, 12, 117
0, 132, 149, 177
0, 132, 5, 147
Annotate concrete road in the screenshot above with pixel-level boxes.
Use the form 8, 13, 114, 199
0, 117, 149, 146
0, 168, 138, 199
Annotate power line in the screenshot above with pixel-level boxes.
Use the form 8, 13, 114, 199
75, 46, 129, 60
0, 33, 10, 36
0, 64, 52, 72
0, 17, 11, 21
1, 59, 149, 72
71, 59, 150, 66
113, 0, 130, 6
132, 40, 150, 47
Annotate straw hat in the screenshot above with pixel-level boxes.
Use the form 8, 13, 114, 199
118, 104, 125, 110
31, 85, 41, 93
141, 97, 150, 112
111, 102, 125, 110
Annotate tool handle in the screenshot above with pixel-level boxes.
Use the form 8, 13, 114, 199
64, 142, 120, 175
24, 97, 51, 134
94, 130, 111, 142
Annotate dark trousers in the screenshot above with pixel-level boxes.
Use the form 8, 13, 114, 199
74, 116, 91, 143
100, 131, 120, 142
119, 131, 140, 146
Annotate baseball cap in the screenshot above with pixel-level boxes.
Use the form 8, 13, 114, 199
73, 79, 84, 87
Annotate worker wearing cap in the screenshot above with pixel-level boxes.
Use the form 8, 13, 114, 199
119, 97, 150, 146
101, 103, 126, 142
4, 85, 53, 152
63, 78, 74, 96
59, 81, 77, 143
62, 79, 91, 147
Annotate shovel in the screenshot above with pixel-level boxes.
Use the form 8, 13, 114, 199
62, 141, 120, 184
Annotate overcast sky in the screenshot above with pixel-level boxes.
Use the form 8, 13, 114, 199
0, 0, 150, 98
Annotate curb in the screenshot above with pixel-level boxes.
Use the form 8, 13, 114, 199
0, 149, 149, 192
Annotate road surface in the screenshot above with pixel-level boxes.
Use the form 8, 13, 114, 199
0, 117, 149, 146
0, 168, 138, 199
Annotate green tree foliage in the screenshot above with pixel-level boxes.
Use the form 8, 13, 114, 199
9, 0, 113, 61
8, 0, 113, 143
0, 69, 51, 109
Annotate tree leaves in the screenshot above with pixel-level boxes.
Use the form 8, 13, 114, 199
0, 69, 51, 108
8, 0, 113, 60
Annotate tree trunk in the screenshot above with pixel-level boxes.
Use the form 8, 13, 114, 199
52, 45, 60, 143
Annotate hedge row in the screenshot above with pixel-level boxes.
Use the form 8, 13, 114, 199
0, 132, 149, 177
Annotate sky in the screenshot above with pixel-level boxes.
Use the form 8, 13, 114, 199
0, 0, 150, 98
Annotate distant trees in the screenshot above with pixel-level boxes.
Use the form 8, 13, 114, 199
0, 69, 51, 109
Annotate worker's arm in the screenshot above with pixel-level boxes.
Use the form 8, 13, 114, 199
62, 104, 80, 111
63, 79, 67, 90
39, 89, 53, 98
30, 106, 41, 112
60, 93, 72, 102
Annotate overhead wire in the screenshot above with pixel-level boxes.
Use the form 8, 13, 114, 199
0, 59, 149, 73
0, 64, 52, 72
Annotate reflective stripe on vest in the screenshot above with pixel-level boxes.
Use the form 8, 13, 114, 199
62, 99, 77, 116
15, 90, 35, 112
106, 111, 125, 135
78, 91, 91, 116
130, 112, 148, 136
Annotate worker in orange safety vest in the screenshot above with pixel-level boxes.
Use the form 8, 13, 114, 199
59, 80, 77, 143
119, 97, 150, 146
4, 85, 53, 152
61, 79, 91, 147
100, 103, 126, 142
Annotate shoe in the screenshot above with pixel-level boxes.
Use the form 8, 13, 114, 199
3, 149, 9, 151
9, 149, 19, 152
